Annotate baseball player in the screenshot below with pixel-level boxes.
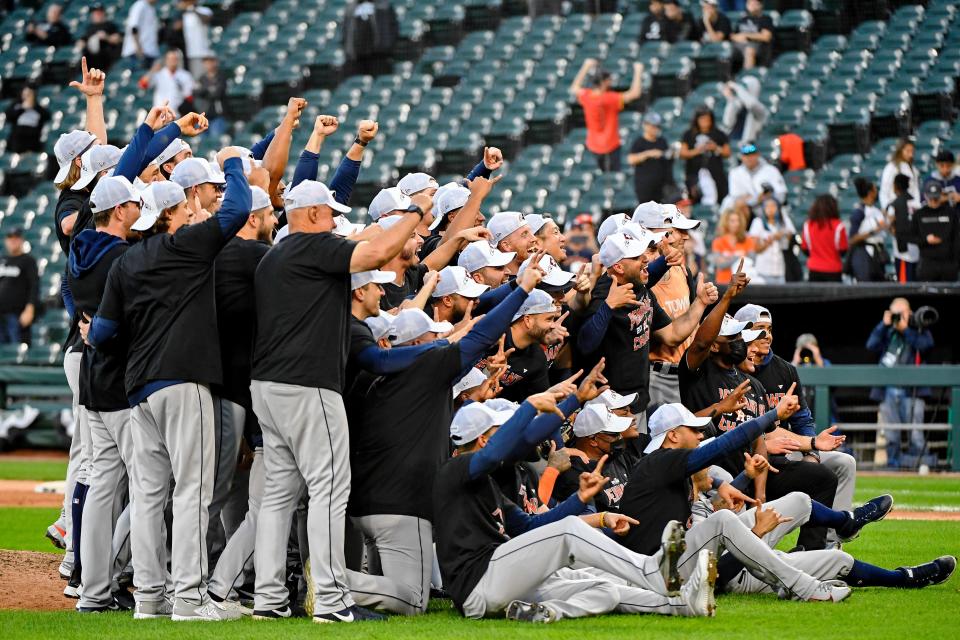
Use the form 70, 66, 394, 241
85, 146, 252, 621
525, 213, 567, 264
486, 212, 537, 276
458, 239, 515, 288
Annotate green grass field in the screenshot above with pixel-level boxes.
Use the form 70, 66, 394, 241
0, 459, 68, 482
1, 461, 959, 638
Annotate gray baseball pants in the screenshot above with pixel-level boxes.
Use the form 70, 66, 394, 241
820, 451, 857, 547
462, 516, 678, 619
209, 446, 263, 600
60, 348, 91, 565
347, 514, 433, 615
207, 397, 245, 564
130, 382, 216, 607
251, 381, 354, 615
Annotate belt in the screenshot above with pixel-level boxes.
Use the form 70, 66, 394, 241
651, 361, 679, 375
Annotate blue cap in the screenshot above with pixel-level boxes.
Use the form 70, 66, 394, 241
740, 143, 758, 155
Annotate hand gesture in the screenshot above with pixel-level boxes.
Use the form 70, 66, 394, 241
764, 436, 801, 455
357, 119, 379, 143
775, 382, 799, 420
575, 358, 609, 404
314, 114, 339, 137
478, 364, 505, 399
517, 250, 546, 292
69, 57, 105, 97
743, 452, 778, 479
483, 146, 504, 171
695, 273, 719, 305
577, 455, 610, 502
544, 310, 570, 346
814, 425, 846, 452
717, 481, 757, 512
420, 270, 440, 297
285, 97, 307, 127
145, 101, 175, 130
546, 442, 573, 473
216, 145, 244, 168
584, 57, 599, 69
572, 262, 593, 294
247, 166, 270, 190
752, 501, 792, 538
445, 301, 480, 343
717, 379, 751, 415
604, 512, 639, 536
528, 390, 567, 418
588, 254, 603, 290
465, 174, 502, 200
546, 369, 583, 400
725, 258, 750, 298
633, 61, 644, 74
457, 226, 493, 243
410, 192, 435, 218
177, 112, 209, 136
606, 279, 637, 309
487, 335, 515, 370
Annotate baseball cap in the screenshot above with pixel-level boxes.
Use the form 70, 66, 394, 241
740, 143, 759, 155
170, 157, 226, 189
458, 240, 515, 273
433, 266, 490, 298
718, 314, 753, 337
283, 179, 351, 214
431, 184, 471, 230
333, 215, 365, 237
620, 222, 665, 246
54, 130, 98, 183
586, 389, 638, 411
72, 144, 123, 191
599, 232, 651, 267
487, 211, 528, 246
397, 172, 438, 196
351, 269, 396, 291
389, 308, 453, 344
734, 303, 772, 325
524, 213, 552, 235
643, 112, 663, 127
575, 213, 594, 227
368, 187, 412, 221
935, 150, 955, 164
743, 328, 767, 343
924, 181, 944, 199
517, 253, 575, 288
632, 202, 700, 230
450, 402, 515, 446
88, 176, 140, 214
365, 312, 396, 342
485, 398, 520, 413
572, 404, 634, 438
131, 181, 186, 230
5, 227, 23, 238
452, 367, 487, 399
644, 403, 714, 454
596, 213, 628, 244
153, 138, 191, 167
250, 186, 272, 212
511, 288, 557, 322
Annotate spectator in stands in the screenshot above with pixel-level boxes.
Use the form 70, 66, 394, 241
867, 297, 933, 469
178, 0, 214, 78
79, 5, 123, 73
139, 49, 195, 115
720, 78, 768, 143
679, 106, 731, 205
662, 0, 694, 42
627, 112, 675, 203
912, 182, 960, 281
193, 56, 227, 138
343, 0, 400, 77
5, 86, 50, 154
710, 205, 755, 283
0, 229, 38, 346
122, 0, 161, 69
923, 150, 960, 206
695, 0, 732, 43
26, 4, 72, 48
563, 214, 600, 267
801, 194, 848, 282
731, 0, 774, 69
569, 59, 644, 172
847, 177, 890, 282
639, 0, 668, 42
879, 138, 920, 211
888, 174, 919, 283
748, 197, 795, 283
726, 142, 786, 214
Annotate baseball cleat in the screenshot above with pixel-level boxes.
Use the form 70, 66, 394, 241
210, 599, 252, 617
898, 555, 957, 588
659, 519, 686, 596
58, 561, 73, 581
134, 599, 173, 619
171, 599, 244, 621
112, 589, 135, 611
46, 523, 67, 549
252, 606, 293, 620
313, 605, 386, 623
505, 600, 558, 623
680, 549, 717, 617
838, 494, 894, 542
807, 580, 852, 603
76, 603, 117, 614
63, 579, 81, 599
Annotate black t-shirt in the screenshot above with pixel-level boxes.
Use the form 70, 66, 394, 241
681, 127, 729, 184
617, 448, 693, 555
737, 13, 774, 38
678, 356, 767, 475
753, 354, 808, 420
494, 463, 542, 514
5, 104, 50, 153
630, 135, 671, 202
55, 189, 93, 352
433, 452, 514, 610
553, 452, 631, 511
639, 14, 667, 42
380, 263, 427, 311
251, 232, 357, 392
346, 315, 377, 398
418, 232, 443, 261
98, 218, 229, 396
0, 253, 38, 314
213, 237, 270, 409
483, 330, 550, 404
348, 343, 463, 521
695, 12, 732, 42
662, 14, 694, 42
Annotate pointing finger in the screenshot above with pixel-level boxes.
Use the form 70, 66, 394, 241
736, 257, 745, 273
786, 382, 796, 396
594, 454, 608, 476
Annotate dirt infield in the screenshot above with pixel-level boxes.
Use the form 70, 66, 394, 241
0, 450, 68, 461
0, 480, 63, 508
0, 550, 74, 610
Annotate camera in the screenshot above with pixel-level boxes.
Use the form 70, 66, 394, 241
891, 306, 939, 330
890, 312, 902, 325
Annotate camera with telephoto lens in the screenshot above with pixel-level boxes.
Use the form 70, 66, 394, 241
892, 306, 939, 330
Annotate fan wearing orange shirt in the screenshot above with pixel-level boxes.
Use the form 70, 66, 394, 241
569, 58, 644, 172
711, 206, 757, 284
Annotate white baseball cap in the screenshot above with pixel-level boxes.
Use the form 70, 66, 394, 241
599, 232, 645, 268
433, 266, 489, 298
88, 176, 140, 214
54, 130, 98, 183
431, 184, 471, 230
365, 311, 396, 342
596, 213, 628, 245
397, 172, 438, 196
153, 138, 192, 167
170, 157, 226, 189
389, 308, 453, 344
743, 328, 766, 343
250, 186, 272, 212
517, 253, 575, 288
458, 240, 515, 273
572, 403, 635, 438
485, 398, 520, 412
511, 288, 556, 322
131, 181, 186, 230
632, 201, 701, 230
450, 402, 515, 446
283, 179, 351, 214
524, 213, 553, 235
72, 144, 123, 191
333, 215, 365, 237
586, 389, 637, 411
487, 211, 528, 246
452, 367, 487, 398
719, 314, 753, 337
368, 187, 412, 221
644, 403, 714, 454
620, 222, 666, 247
351, 269, 396, 291
734, 304, 772, 325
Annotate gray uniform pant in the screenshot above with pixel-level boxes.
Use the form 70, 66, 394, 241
252, 381, 354, 615
462, 516, 678, 619
130, 382, 216, 606
61, 349, 92, 564
347, 514, 433, 615
678, 492, 823, 600
79, 408, 134, 608
648, 368, 681, 407
819, 451, 856, 546
207, 397, 245, 564
209, 446, 263, 600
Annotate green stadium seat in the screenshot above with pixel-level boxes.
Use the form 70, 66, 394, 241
774, 10, 813, 54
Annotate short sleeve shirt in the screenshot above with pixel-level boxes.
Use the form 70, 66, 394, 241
578, 89, 624, 155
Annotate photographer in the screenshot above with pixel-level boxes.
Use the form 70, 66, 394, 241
866, 298, 935, 469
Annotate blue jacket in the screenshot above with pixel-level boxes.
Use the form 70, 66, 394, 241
865, 322, 933, 400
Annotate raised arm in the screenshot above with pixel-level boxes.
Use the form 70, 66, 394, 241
261, 98, 305, 201
356, 341, 445, 374
685, 409, 779, 474
654, 274, 714, 347
621, 62, 644, 104
438, 174, 500, 248
328, 120, 378, 205
69, 57, 107, 144
349, 194, 431, 272
569, 58, 596, 98
291, 115, 338, 189
213, 150, 253, 239
684, 261, 748, 370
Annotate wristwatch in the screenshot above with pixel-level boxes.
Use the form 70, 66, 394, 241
809, 436, 818, 452
354, 136, 368, 147
405, 204, 425, 219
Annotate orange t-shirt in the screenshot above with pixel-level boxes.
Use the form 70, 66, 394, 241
651, 266, 695, 364
578, 89, 624, 154
778, 132, 806, 171
711, 235, 756, 284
